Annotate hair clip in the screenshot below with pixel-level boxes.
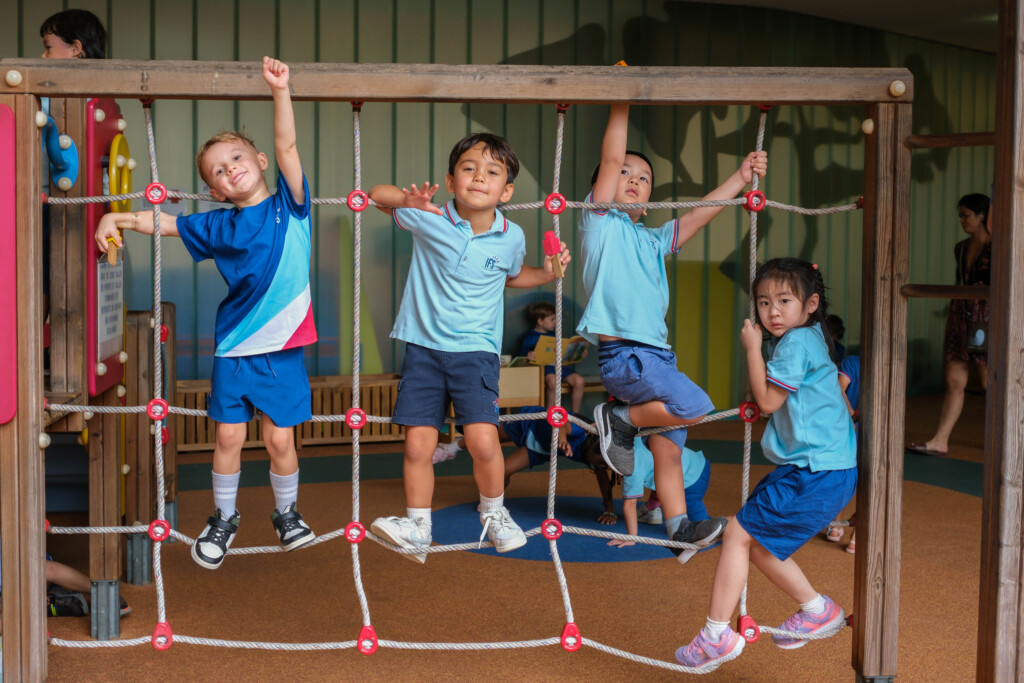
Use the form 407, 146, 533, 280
812, 263, 819, 270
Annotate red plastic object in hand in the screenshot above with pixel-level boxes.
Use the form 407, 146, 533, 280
345, 407, 367, 430
147, 398, 168, 421
560, 622, 582, 651
345, 521, 366, 543
738, 614, 761, 643
738, 401, 760, 423
543, 230, 565, 278
145, 182, 167, 205
541, 518, 563, 540
743, 189, 766, 212
347, 189, 368, 212
357, 625, 378, 654
151, 622, 173, 650
546, 405, 568, 428
148, 519, 170, 542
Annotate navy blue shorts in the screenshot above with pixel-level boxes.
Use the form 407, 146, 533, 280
208, 347, 311, 427
392, 344, 500, 430
502, 414, 590, 468
683, 458, 712, 522
736, 464, 857, 561
598, 342, 714, 452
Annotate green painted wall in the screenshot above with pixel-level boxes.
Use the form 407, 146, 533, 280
4, 0, 995, 406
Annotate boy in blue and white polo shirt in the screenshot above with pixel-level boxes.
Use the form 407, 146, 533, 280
96, 58, 317, 569
367, 133, 570, 562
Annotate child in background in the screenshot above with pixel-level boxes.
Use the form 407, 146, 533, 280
826, 352, 860, 553
607, 439, 715, 566
433, 407, 617, 523
96, 58, 318, 569
676, 258, 857, 671
368, 133, 570, 562
580, 101, 766, 555
826, 314, 846, 362
520, 302, 586, 413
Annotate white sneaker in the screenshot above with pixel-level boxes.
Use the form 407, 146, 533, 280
370, 516, 432, 563
432, 442, 460, 464
479, 506, 527, 553
637, 503, 664, 526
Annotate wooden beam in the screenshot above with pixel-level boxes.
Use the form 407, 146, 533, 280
905, 132, 994, 149
0, 59, 914, 105
853, 101, 911, 679
977, 0, 1024, 679
88, 386, 122, 582
0, 93, 48, 681
900, 283, 990, 300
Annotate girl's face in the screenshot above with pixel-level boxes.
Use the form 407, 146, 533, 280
755, 278, 819, 338
958, 205, 986, 236
41, 33, 82, 59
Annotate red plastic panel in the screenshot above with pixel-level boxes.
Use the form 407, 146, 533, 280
0, 105, 16, 424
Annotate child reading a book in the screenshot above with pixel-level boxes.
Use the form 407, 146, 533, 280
520, 302, 586, 413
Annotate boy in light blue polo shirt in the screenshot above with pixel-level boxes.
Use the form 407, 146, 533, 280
367, 133, 570, 563
581, 101, 767, 556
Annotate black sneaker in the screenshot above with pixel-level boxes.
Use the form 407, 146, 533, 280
47, 588, 89, 617
120, 597, 132, 618
593, 401, 638, 476
673, 516, 728, 549
191, 508, 240, 570
271, 503, 316, 551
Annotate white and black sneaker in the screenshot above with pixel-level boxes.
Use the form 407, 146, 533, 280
594, 400, 638, 476
370, 516, 432, 563
271, 503, 316, 551
191, 508, 240, 570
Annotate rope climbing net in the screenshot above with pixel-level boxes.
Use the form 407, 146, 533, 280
44, 97, 857, 673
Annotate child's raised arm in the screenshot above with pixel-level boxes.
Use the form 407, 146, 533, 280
368, 182, 443, 216
506, 240, 571, 288
591, 104, 629, 204
673, 150, 768, 251
741, 318, 788, 414
263, 57, 304, 205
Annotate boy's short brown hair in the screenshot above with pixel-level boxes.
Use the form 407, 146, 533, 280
195, 130, 259, 187
527, 301, 556, 325
448, 132, 520, 184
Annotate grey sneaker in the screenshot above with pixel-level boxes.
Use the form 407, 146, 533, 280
593, 401, 638, 476
479, 506, 527, 553
191, 508, 240, 570
371, 516, 431, 563
637, 503, 664, 526
271, 503, 316, 551
673, 516, 728, 548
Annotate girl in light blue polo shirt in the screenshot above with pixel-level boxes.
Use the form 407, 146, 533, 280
677, 258, 857, 672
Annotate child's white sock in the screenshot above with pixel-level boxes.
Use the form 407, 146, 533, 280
666, 513, 689, 538
432, 441, 460, 464
479, 493, 504, 513
212, 470, 241, 517
407, 507, 432, 532
611, 403, 635, 427
269, 469, 300, 512
703, 617, 729, 641
800, 593, 827, 615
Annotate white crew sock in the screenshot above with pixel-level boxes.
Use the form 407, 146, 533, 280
212, 470, 241, 517
801, 593, 827, 615
407, 507, 432, 533
479, 493, 504, 513
703, 617, 729, 641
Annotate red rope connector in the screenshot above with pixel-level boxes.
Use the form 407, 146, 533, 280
743, 189, 766, 212
161, 426, 170, 445
738, 401, 760, 423
738, 614, 761, 643
347, 189, 369, 212
345, 407, 367, 430
145, 182, 167, 205
544, 192, 567, 215
45, 519, 51, 533
856, 196, 865, 209
357, 625, 378, 654
556, 103, 570, 113
139, 98, 154, 107
148, 519, 171, 543
758, 104, 772, 113
41, 192, 48, 204
345, 521, 366, 543
351, 101, 363, 112
160, 324, 169, 343
151, 621, 173, 650
146, 398, 168, 421
546, 406, 568, 428
560, 622, 582, 651
541, 518, 563, 540
846, 613, 855, 628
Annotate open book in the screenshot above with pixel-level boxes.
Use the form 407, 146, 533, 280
506, 334, 588, 367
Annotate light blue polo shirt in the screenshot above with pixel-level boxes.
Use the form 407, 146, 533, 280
762, 323, 857, 471
576, 194, 680, 348
390, 200, 526, 355
622, 438, 707, 498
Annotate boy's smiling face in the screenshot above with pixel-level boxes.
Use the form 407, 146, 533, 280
201, 140, 270, 206
445, 142, 515, 214
614, 153, 653, 221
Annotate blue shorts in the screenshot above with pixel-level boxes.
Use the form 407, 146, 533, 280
544, 364, 576, 381
208, 347, 311, 427
625, 457, 711, 522
502, 410, 590, 468
598, 342, 714, 452
392, 344, 500, 430
736, 464, 857, 561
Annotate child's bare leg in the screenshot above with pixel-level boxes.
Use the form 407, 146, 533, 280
212, 422, 246, 475
708, 517, 753, 622
45, 560, 90, 594
462, 422, 504, 498
404, 425, 439, 507
544, 373, 559, 407
749, 542, 817, 604
262, 417, 297, 475
650, 433, 686, 522
503, 446, 531, 488
568, 373, 585, 413
628, 401, 707, 429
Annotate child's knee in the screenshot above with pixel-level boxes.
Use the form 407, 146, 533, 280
215, 424, 247, 451
264, 426, 295, 456
722, 516, 750, 547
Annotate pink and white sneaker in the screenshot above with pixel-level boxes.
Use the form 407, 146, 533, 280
772, 595, 846, 649
432, 442, 460, 464
675, 626, 745, 672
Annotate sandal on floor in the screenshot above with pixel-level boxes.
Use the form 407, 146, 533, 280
907, 442, 947, 456
846, 540, 856, 554
825, 526, 843, 543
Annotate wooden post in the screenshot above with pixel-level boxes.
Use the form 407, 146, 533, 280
853, 101, 912, 680
977, 0, 1024, 679
0, 93, 48, 681
86, 385, 121, 585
